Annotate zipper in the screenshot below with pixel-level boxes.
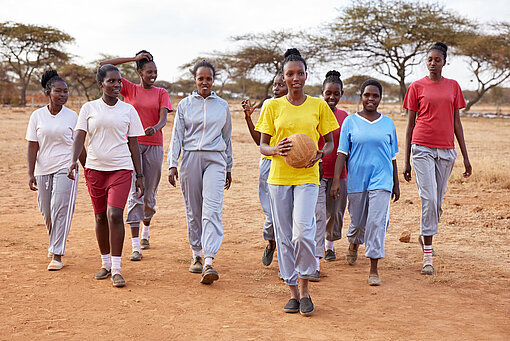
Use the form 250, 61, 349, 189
197, 97, 208, 150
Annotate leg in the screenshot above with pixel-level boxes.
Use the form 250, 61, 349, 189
35, 173, 52, 242
314, 178, 327, 258
126, 144, 145, 238
259, 158, 276, 265
142, 145, 164, 225
107, 206, 125, 257
95, 212, 110, 255
435, 148, 457, 224
346, 192, 369, 265
325, 178, 347, 243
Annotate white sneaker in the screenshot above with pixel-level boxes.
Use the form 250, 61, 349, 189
47, 259, 64, 271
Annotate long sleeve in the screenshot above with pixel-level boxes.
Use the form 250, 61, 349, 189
167, 102, 185, 169
222, 105, 233, 172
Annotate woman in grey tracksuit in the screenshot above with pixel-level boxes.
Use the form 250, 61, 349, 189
168, 60, 233, 285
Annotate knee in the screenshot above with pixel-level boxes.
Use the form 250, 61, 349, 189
95, 213, 107, 226
107, 209, 124, 226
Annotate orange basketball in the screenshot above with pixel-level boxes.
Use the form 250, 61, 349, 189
283, 133, 317, 168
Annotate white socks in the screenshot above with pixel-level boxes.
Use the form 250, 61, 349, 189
315, 257, 320, 271
101, 254, 111, 271
192, 249, 202, 258
325, 240, 335, 251
131, 237, 141, 253
204, 257, 213, 266
423, 245, 433, 266
111, 256, 122, 276
141, 223, 150, 240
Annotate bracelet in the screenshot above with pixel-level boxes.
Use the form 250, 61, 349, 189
135, 173, 144, 178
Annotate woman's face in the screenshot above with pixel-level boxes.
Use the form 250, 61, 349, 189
47, 80, 68, 106
272, 75, 288, 98
361, 85, 381, 112
426, 49, 445, 76
322, 82, 343, 111
138, 61, 157, 87
194, 66, 214, 98
283, 61, 307, 92
100, 70, 122, 98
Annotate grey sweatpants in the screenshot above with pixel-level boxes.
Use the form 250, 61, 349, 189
36, 168, 79, 256
411, 144, 456, 236
347, 190, 391, 259
268, 183, 319, 286
180, 150, 227, 259
315, 177, 347, 256
126, 144, 164, 226
259, 158, 274, 241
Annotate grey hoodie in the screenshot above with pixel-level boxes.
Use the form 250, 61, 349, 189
167, 91, 233, 172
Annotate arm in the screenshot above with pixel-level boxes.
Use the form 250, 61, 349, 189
145, 107, 169, 136
403, 109, 416, 182
392, 159, 400, 202
241, 99, 261, 145
222, 105, 233, 190
99, 52, 152, 66
128, 136, 144, 198
78, 148, 87, 168
260, 133, 292, 157
330, 152, 347, 199
27, 141, 39, 191
67, 130, 86, 180
454, 109, 472, 178
306, 132, 334, 168
168, 104, 185, 187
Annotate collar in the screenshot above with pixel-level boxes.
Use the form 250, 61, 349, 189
192, 90, 217, 99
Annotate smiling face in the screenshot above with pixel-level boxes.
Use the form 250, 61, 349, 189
138, 61, 157, 87
426, 49, 445, 77
100, 70, 122, 99
47, 80, 69, 106
361, 85, 381, 112
194, 66, 214, 98
272, 74, 288, 98
322, 82, 343, 111
283, 60, 307, 92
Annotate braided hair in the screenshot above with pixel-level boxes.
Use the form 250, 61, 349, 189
41, 70, 65, 91
135, 50, 154, 70
283, 48, 307, 71
360, 79, 383, 97
429, 42, 448, 61
323, 70, 343, 90
96, 64, 120, 82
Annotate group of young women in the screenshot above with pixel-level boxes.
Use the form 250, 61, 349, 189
26, 41, 471, 314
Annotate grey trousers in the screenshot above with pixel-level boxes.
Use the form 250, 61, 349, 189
411, 144, 456, 236
315, 177, 347, 256
258, 158, 274, 241
347, 190, 391, 259
268, 183, 319, 286
180, 150, 226, 258
126, 144, 164, 226
36, 168, 79, 256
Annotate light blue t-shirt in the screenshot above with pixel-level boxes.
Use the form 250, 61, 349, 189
338, 113, 398, 193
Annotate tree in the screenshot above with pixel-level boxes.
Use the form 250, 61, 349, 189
94, 54, 139, 82
322, 0, 472, 102
0, 22, 74, 105
180, 56, 237, 96
59, 63, 98, 100
458, 23, 510, 112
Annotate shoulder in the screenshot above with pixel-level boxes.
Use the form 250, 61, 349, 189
211, 93, 229, 108
443, 77, 462, 88
61, 106, 77, 116
381, 114, 396, 126
155, 86, 169, 95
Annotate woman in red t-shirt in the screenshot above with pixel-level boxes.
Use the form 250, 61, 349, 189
403, 42, 472, 276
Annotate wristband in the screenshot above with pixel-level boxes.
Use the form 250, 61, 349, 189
135, 173, 144, 179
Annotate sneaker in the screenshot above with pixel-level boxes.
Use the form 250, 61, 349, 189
283, 298, 300, 313
189, 256, 203, 273
200, 265, 219, 284
368, 274, 382, 286
324, 249, 336, 262
346, 247, 358, 265
94, 267, 111, 280
421, 264, 434, 275
418, 236, 436, 256
141, 238, 150, 250
278, 271, 283, 280
112, 273, 126, 287
309, 270, 320, 282
299, 296, 314, 316
47, 259, 64, 271
129, 251, 143, 261
261, 244, 276, 266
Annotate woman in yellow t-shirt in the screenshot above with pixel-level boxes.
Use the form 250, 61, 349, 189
255, 48, 339, 316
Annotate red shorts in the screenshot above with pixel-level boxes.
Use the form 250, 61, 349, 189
84, 168, 132, 213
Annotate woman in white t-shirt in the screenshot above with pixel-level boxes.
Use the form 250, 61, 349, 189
26, 70, 86, 271
68, 64, 145, 287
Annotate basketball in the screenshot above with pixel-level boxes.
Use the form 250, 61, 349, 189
283, 133, 317, 168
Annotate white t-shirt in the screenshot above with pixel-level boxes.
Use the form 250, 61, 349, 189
26, 106, 78, 176
75, 98, 145, 171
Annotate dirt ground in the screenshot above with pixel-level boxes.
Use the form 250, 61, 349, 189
1, 103, 509, 340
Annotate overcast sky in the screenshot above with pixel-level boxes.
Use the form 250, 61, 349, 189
2, 0, 510, 89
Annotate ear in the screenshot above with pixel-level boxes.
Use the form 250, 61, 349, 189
137, 69, 143, 78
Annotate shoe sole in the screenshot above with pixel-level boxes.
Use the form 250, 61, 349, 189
309, 277, 320, 282
200, 272, 219, 284
141, 245, 150, 250
189, 267, 203, 274
284, 308, 299, 313
324, 257, 337, 262
112, 281, 126, 287
300, 309, 314, 316
130, 256, 142, 261
95, 274, 110, 280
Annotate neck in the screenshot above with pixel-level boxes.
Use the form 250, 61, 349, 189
48, 103, 62, 115
428, 73, 442, 82
140, 80, 153, 89
286, 89, 306, 104
102, 94, 118, 106
359, 109, 380, 121
329, 105, 336, 112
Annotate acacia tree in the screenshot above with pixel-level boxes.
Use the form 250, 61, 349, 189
323, 0, 472, 102
0, 22, 74, 105
60, 63, 98, 100
458, 23, 510, 112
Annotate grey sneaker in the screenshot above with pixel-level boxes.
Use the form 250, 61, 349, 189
94, 267, 111, 280
283, 298, 299, 313
299, 296, 314, 316
129, 251, 143, 261
324, 249, 336, 262
189, 256, 203, 273
261, 244, 276, 266
368, 274, 382, 286
309, 270, 320, 282
112, 273, 126, 287
346, 247, 358, 265
200, 265, 219, 284
140, 238, 150, 250
421, 264, 434, 275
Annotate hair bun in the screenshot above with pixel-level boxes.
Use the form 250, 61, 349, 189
433, 42, 448, 52
41, 70, 59, 89
326, 70, 341, 78
284, 48, 301, 58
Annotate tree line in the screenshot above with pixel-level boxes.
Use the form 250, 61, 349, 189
1, 0, 509, 111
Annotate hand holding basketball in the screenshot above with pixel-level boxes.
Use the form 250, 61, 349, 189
283, 133, 317, 168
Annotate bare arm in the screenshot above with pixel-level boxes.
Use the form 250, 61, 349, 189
78, 148, 87, 168
260, 133, 292, 157
241, 99, 261, 145
27, 141, 39, 191
305, 132, 334, 168
145, 107, 169, 136
99, 52, 152, 67
392, 159, 400, 202
128, 136, 144, 198
403, 109, 416, 182
67, 130, 86, 180
453, 108, 472, 178
330, 152, 347, 199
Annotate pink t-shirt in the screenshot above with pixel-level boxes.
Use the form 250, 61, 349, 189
318, 108, 348, 179
120, 78, 172, 146
403, 77, 465, 149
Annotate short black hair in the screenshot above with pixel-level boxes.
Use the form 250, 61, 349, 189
41, 70, 65, 91
323, 70, 343, 90
135, 50, 154, 70
360, 79, 383, 97
190, 60, 216, 77
283, 48, 307, 71
97, 64, 120, 82
429, 42, 448, 61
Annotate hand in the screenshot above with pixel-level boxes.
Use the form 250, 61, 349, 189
135, 177, 144, 198
135, 52, 152, 62
330, 178, 340, 200
392, 183, 400, 202
225, 172, 232, 190
168, 167, 178, 187
241, 99, 257, 117
67, 162, 79, 180
275, 137, 292, 156
28, 175, 37, 191
305, 150, 323, 168
463, 159, 472, 178
145, 126, 157, 136
403, 162, 412, 182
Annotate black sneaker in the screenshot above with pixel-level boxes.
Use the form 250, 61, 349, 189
283, 298, 300, 313
261, 244, 276, 266
299, 296, 314, 316
324, 249, 336, 262
200, 265, 219, 284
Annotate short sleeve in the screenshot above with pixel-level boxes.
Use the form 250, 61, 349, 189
75, 104, 89, 132
317, 100, 340, 136
403, 83, 418, 111
255, 101, 275, 136
25, 112, 38, 141
337, 117, 351, 155
127, 106, 145, 137
159, 88, 172, 111
390, 119, 399, 159
453, 81, 466, 109
120, 77, 135, 98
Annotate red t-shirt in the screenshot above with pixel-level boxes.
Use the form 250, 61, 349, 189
403, 77, 465, 149
318, 108, 348, 179
120, 78, 172, 146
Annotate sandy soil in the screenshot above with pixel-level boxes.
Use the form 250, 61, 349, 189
1, 104, 509, 340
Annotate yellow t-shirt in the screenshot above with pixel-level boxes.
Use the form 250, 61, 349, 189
255, 95, 339, 185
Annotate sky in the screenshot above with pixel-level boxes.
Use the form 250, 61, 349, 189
2, 0, 510, 90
